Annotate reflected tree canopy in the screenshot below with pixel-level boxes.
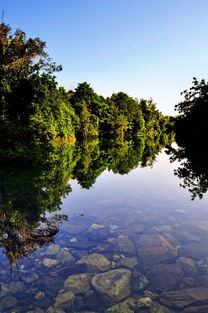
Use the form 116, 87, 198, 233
0, 133, 173, 265
166, 135, 208, 200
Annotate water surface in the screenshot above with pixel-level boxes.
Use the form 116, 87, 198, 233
1, 144, 208, 313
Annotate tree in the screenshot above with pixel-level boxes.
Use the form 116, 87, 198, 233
0, 24, 76, 149
175, 77, 208, 115
0, 23, 61, 80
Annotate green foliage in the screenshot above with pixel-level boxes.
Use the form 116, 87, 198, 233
174, 78, 208, 141
0, 23, 75, 152
167, 138, 208, 200
0, 24, 172, 160
175, 77, 208, 115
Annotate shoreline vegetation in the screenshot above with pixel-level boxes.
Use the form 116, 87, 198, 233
0, 23, 174, 162
0, 23, 207, 166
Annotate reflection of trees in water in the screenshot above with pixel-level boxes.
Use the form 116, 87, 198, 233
0, 145, 74, 268
73, 133, 172, 189
0, 134, 173, 265
166, 139, 208, 200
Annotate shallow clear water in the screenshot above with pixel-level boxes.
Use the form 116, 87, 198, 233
1, 147, 208, 313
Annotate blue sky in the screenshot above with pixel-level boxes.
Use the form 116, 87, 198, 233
2, 0, 208, 114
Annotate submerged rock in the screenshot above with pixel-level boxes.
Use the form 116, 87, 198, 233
31, 225, 59, 237
9, 281, 24, 294
115, 257, 138, 270
177, 257, 197, 276
125, 222, 145, 234
132, 267, 149, 292
54, 290, 75, 309
116, 235, 136, 255
46, 306, 66, 313
134, 234, 177, 266
56, 248, 75, 264
76, 253, 111, 273
179, 243, 208, 260
43, 258, 58, 267
84, 290, 102, 311
91, 268, 131, 305
159, 287, 208, 309
148, 263, 183, 291
45, 244, 60, 255
0, 296, 18, 309
22, 272, 39, 283
63, 273, 92, 294
106, 297, 152, 313
184, 304, 208, 312
197, 257, 208, 274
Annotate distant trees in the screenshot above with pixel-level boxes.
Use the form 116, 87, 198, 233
0, 23, 173, 159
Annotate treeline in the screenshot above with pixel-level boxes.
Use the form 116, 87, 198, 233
0, 23, 173, 158
174, 77, 208, 143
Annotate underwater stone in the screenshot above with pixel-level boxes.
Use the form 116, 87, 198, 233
54, 290, 75, 309
64, 273, 93, 294
91, 268, 131, 305
76, 253, 111, 273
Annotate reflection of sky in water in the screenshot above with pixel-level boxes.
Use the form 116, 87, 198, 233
2, 148, 208, 312
62, 149, 208, 218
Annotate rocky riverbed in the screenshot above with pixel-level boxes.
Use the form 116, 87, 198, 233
2, 205, 208, 312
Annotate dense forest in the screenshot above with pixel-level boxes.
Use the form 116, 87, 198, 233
0, 23, 174, 161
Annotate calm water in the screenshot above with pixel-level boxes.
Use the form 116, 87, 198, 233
1, 144, 208, 313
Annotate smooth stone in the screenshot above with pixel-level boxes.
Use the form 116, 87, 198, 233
22, 272, 39, 283
91, 268, 131, 305
76, 253, 111, 273
159, 287, 208, 309
176, 257, 197, 276
43, 258, 58, 267
151, 225, 172, 233
27, 309, 44, 313
85, 228, 110, 241
148, 263, 183, 291
116, 236, 136, 255
134, 234, 177, 266
182, 276, 198, 288
64, 273, 92, 294
106, 297, 152, 313
115, 257, 138, 270
69, 237, 96, 249
184, 305, 208, 312
84, 290, 102, 311
45, 244, 60, 255
126, 222, 145, 234
144, 290, 158, 300
46, 306, 66, 313
0, 296, 18, 309
34, 291, 45, 299
197, 275, 208, 288
9, 281, 24, 294
150, 301, 174, 313
179, 243, 208, 260
90, 223, 105, 229
185, 221, 208, 235
197, 258, 208, 274
132, 267, 149, 292
54, 290, 75, 309
173, 230, 201, 244
56, 248, 75, 263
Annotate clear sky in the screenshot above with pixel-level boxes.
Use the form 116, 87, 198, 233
2, 0, 208, 115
